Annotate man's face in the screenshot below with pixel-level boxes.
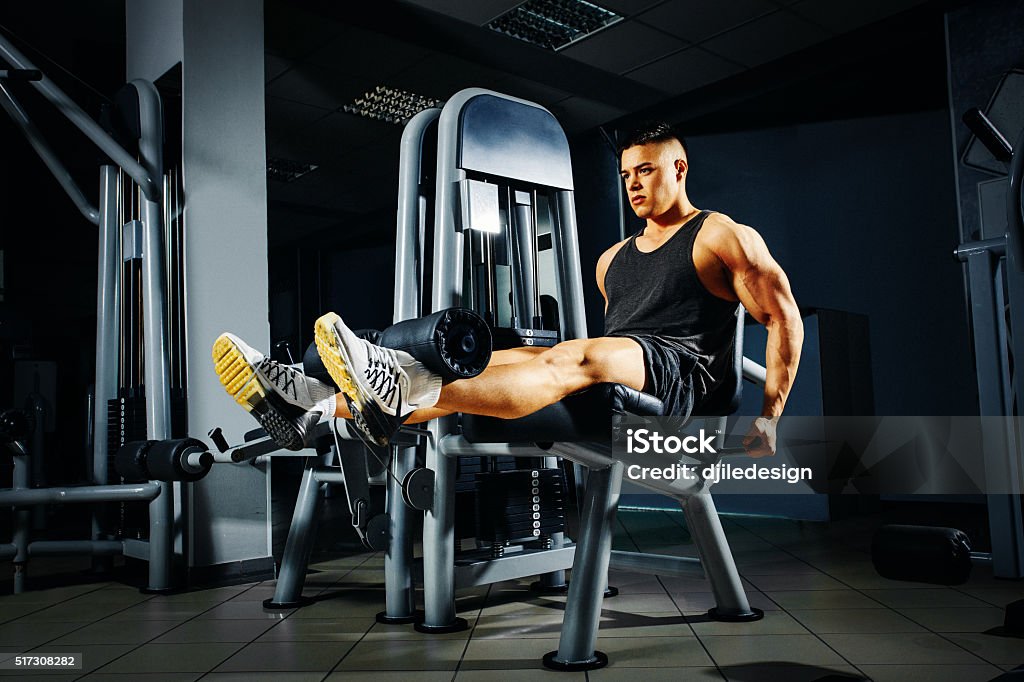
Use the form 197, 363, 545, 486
619, 140, 686, 219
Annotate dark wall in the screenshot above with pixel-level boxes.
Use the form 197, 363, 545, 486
618, 111, 972, 416
569, 130, 625, 338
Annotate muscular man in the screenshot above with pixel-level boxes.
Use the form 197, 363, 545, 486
213, 122, 802, 456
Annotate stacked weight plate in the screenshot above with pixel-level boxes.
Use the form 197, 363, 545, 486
475, 468, 565, 544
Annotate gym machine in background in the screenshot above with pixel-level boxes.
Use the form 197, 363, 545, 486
0, 34, 180, 592
955, 71, 1024, 579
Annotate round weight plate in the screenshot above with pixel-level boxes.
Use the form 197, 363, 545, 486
402, 468, 435, 511
364, 513, 390, 551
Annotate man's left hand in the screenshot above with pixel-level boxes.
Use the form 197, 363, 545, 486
743, 417, 777, 457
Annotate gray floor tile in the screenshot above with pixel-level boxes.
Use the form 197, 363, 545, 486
0, 620, 87, 647
365, 621, 471, 641
472, 612, 573, 639
689, 610, 809, 636
464, 636, 603, 671
900, 606, 1007, 633
862, 588, 990, 609
719, 664, 864, 681
456, 670, 588, 681
857, 664, 1003, 682
945, 632, 1024, 665
47, 619, 179, 645
764, 590, 883, 610
789, 608, 924, 634
595, 593, 681, 613
819, 632, 985, 664
287, 591, 387, 619
699, 634, 849, 668
205, 674, 324, 682
196, 601, 294, 620
255, 617, 373, 642
328, 673, 454, 682
669, 591, 781, 614
94, 642, 245, 673
742, 572, 848, 591
106, 602, 210, 621
13, 605, 99, 623
960, 587, 1024, 607
598, 611, 694, 638
212, 640, 354, 672
594, 636, 716, 668
335, 638, 467, 671
589, 667, 722, 681
81, 674, 202, 682
154, 618, 278, 643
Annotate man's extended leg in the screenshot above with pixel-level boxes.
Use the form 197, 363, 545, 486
315, 309, 647, 433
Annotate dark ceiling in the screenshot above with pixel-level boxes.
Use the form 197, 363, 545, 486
266, 0, 953, 248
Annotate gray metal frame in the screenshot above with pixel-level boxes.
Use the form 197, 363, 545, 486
393, 88, 758, 664
0, 36, 176, 591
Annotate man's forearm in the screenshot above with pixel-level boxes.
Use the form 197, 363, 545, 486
761, 312, 803, 418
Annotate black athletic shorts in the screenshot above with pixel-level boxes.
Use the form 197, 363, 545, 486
611, 334, 705, 418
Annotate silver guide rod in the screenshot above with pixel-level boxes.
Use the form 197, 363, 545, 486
0, 82, 99, 223
742, 357, 767, 386
0, 34, 159, 199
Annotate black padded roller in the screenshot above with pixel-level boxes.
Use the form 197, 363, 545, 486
871, 524, 972, 585
378, 308, 492, 381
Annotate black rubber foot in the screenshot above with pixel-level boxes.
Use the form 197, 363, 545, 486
604, 586, 619, 598
530, 580, 570, 595
414, 617, 469, 634
707, 606, 764, 622
542, 650, 608, 671
263, 596, 313, 610
376, 610, 421, 625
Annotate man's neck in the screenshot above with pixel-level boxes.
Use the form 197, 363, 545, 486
645, 198, 699, 234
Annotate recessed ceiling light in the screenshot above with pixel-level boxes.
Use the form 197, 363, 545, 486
487, 0, 623, 51
267, 157, 319, 183
342, 86, 444, 125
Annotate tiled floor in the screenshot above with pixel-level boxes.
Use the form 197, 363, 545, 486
1, 510, 1023, 680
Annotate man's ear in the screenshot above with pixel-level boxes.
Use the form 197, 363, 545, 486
675, 158, 688, 178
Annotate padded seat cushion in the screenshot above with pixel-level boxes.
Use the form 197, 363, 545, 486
462, 383, 664, 444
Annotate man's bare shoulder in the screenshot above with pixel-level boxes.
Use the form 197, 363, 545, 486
598, 237, 631, 265
699, 212, 765, 255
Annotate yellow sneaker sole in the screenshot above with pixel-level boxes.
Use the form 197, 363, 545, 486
314, 312, 362, 409
212, 334, 265, 412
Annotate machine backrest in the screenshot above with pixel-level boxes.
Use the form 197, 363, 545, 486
691, 305, 746, 417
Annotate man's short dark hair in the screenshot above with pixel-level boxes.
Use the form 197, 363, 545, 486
617, 121, 688, 160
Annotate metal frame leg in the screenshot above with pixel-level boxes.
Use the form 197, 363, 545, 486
417, 422, 468, 633
379, 446, 419, 624
682, 492, 762, 622
264, 463, 324, 609
544, 461, 623, 671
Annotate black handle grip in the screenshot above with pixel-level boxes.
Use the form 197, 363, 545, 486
963, 108, 1013, 163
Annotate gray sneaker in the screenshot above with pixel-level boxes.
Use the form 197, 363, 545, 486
212, 333, 335, 450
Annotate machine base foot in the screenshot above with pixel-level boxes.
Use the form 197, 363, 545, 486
542, 650, 608, 671
263, 596, 313, 610
414, 617, 469, 634
376, 610, 421, 625
140, 586, 176, 595
708, 606, 764, 622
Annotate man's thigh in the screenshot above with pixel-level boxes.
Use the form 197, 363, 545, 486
556, 336, 646, 390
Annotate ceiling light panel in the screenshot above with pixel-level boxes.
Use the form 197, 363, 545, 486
342, 85, 444, 125
487, 0, 623, 51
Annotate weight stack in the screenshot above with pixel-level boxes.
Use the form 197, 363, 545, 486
475, 468, 565, 544
453, 455, 518, 541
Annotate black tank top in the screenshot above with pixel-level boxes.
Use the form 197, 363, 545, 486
604, 210, 740, 397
